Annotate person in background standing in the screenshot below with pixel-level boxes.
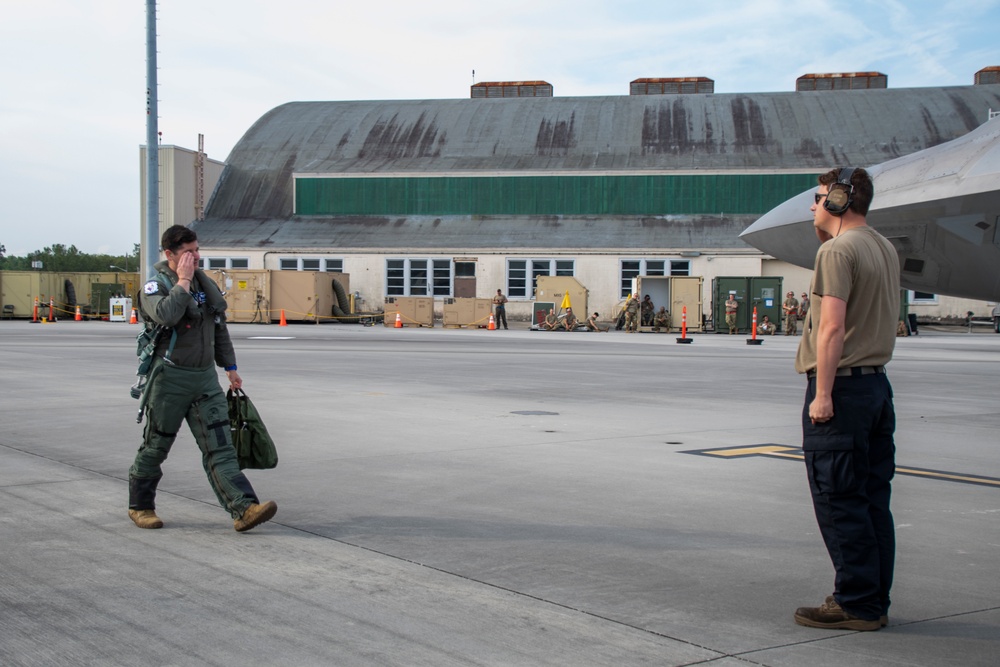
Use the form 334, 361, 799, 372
492, 289, 508, 330
725, 294, 739, 334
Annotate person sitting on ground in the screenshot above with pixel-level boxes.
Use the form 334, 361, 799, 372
652, 306, 670, 332
586, 312, 608, 332
758, 315, 777, 335
560, 307, 578, 331
640, 295, 655, 326
543, 308, 558, 331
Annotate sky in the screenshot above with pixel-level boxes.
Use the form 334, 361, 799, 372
1, 0, 998, 257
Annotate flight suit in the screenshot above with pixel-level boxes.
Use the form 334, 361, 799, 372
128, 261, 260, 519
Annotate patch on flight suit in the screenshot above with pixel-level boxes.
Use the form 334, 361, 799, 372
144, 281, 161, 294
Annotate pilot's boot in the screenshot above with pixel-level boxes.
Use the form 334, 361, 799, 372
128, 475, 164, 529
234, 500, 277, 532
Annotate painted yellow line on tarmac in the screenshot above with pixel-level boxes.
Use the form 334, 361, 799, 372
685, 444, 1000, 488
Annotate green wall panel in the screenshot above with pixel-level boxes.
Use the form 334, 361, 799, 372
295, 174, 819, 216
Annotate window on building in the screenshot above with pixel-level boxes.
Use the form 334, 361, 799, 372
454, 261, 476, 278
619, 259, 691, 297
909, 290, 938, 304
670, 260, 691, 276
203, 257, 251, 270
278, 258, 344, 272
506, 259, 575, 298
386, 258, 453, 296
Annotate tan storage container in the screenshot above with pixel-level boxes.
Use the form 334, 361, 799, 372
270, 271, 338, 322
535, 276, 588, 322
442, 297, 492, 328
384, 296, 434, 327
205, 270, 271, 323
631, 275, 704, 333
0, 271, 60, 319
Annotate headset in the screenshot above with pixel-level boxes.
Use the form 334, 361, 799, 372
823, 167, 856, 216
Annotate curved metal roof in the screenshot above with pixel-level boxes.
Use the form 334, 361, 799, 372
194, 85, 1000, 250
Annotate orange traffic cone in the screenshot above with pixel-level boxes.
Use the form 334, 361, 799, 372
394, 312, 402, 328
129, 308, 138, 324
488, 314, 496, 330
75, 305, 82, 321
280, 309, 288, 326
32, 298, 39, 323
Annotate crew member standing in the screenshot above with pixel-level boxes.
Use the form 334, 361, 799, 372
783, 291, 800, 335
624, 295, 640, 333
725, 294, 739, 334
128, 225, 277, 532
798, 292, 810, 320
492, 289, 508, 330
793, 167, 900, 632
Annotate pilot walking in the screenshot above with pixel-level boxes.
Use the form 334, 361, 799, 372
128, 225, 277, 532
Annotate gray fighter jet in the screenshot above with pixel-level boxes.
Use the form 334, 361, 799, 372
741, 116, 1000, 301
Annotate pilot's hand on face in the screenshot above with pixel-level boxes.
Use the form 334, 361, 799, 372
176, 251, 197, 282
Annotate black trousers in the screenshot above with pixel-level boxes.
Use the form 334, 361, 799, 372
802, 372, 896, 620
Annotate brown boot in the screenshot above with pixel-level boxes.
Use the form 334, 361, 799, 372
794, 595, 880, 631
128, 509, 163, 529
234, 500, 277, 532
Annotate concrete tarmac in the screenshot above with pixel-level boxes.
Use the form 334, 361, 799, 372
1, 320, 998, 666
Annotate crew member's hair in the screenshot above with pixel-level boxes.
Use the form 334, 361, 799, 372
818, 167, 874, 216
161, 224, 197, 253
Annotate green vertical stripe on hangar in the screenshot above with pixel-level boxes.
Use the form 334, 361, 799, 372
295, 174, 820, 216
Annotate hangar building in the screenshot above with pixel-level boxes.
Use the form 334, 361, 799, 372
180, 72, 1000, 322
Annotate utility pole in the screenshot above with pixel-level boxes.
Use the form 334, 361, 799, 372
144, 0, 159, 279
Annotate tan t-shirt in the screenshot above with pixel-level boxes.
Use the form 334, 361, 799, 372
795, 226, 900, 374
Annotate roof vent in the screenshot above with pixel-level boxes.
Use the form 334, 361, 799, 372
471, 81, 553, 98
630, 77, 714, 95
796, 72, 887, 91
974, 66, 1000, 85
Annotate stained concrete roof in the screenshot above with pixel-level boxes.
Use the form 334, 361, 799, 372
194, 85, 1000, 250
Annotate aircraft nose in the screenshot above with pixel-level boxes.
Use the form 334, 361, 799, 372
740, 190, 820, 270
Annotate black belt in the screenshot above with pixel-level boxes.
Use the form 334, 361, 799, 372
807, 365, 885, 379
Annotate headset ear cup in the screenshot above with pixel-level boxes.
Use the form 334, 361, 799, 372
824, 186, 851, 216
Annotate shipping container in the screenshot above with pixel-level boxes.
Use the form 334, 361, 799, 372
205, 269, 271, 323
384, 296, 434, 327
534, 276, 589, 323
712, 277, 784, 333
630, 276, 704, 332
442, 297, 493, 328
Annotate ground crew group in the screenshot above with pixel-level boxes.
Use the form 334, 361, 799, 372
728, 290, 811, 335
621, 294, 670, 333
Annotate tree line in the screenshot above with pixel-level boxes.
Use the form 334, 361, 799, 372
0, 243, 140, 273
